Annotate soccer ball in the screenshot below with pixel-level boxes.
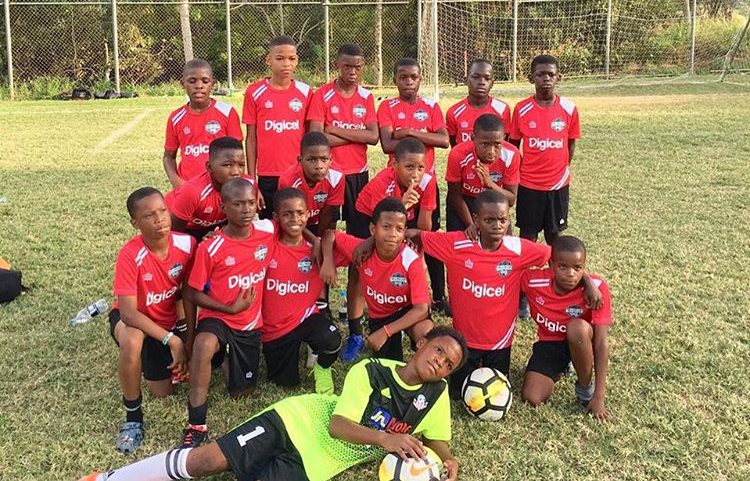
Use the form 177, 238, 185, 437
461, 367, 513, 421
378, 446, 442, 481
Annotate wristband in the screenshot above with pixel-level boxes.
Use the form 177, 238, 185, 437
162, 332, 174, 346
383, 324, 393, 338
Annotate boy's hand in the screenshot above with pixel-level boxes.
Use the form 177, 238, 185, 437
366, 328, 388, 352
381, 433, 426, 461
228, 287, 255, 314
311, 237, 323, 266
167, 336, 187, 375
393, 128, 411, 140
463, 224, 479, 242
320, 259, 338, 287
586, 396, 610, 422
473, 163, 494, 188
352, 237, 376, 267
442, 458, 459, 481
257, 190, 266, 212
202, 227, 221, 241
402, 179, 421, 210
583, 281, 603, 310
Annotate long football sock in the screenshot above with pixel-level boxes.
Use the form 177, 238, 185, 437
96, 448, 193, 480
124, 395, 143, 424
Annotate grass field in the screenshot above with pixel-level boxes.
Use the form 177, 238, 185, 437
1, 79, 749, 481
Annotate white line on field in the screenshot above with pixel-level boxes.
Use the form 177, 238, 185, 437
92, 109, 154, 153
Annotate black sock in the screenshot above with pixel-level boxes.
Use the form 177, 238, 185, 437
124, 395, 143, 423
188, 402, 208, 426
348, 315, 364, 336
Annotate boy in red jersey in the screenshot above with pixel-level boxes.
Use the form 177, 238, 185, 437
166, 137, 254, 241
521, 236, 612, 421
445, 114, 520, 233
180, 178, 275, 448
261, 188, 342, 395
277, 132, 344, 236
321, 197, 433, 362
163, 59, 243, 187
110, 187, 196, 454
307, 43, 379, 234
243, 35, 311, 219
445, 59, 511, 146
509, 54, 580, 247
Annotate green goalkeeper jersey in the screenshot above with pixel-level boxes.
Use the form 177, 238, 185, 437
269, 357, 451, 481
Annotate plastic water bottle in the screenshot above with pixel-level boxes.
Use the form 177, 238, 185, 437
69, 299, 109, 327
337, 289, 347, 324
0, 196, 9, 205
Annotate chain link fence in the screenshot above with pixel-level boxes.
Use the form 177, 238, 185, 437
1, 0, 748, 99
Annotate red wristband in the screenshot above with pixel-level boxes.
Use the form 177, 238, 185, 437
383, 324, 393, 338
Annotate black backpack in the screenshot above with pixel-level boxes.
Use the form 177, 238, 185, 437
0, 268, 25, 303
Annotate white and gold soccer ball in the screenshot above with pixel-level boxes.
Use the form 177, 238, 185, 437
378, 446, 442, 481
461, 367, 513, 421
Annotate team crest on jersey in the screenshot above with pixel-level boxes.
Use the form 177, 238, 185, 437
413, 109, 428, 122
364, 268, 373, 277
288, 98, 304, 112
255, 245, 269, 261
205, 120, 221, 135
529, 120, 537, 129
168, 263, 184, 279
490, 172, 503, 183
313, 191, 328, 204
353, 104, 367, 118
203, 206, 214, 214
297, 257, 313, 273
264, 100, 273, 109
143, 273, 153, 282
551, 118, 566, 132
496, 260, 512, 277
225, 256, 236, 267
331, 105, 340, 114
397, 112, 406, 120
460, 120, 469, 129
390, 272, 408, 287
413, 394, 429, 411
566, 305, 585, 318
536, 295, 545, 306
465, 259, 474, 269
183, 126, 191, 135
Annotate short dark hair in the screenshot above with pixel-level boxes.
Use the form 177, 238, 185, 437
372, 197, 408, 224
473, 113, 504, 135
209, 136, 243, 162
424, 325, 469, 370
394, 137, 425, 160
468, 58, 492, 72
126, 187, 163, 218
531, 54, 560, 73
337, 43, 363, 58
300, 131, 330, 154
269, 35, 296, 49
273, 187, 307, 213
183, 58, 212, 77
552, 235, 586, 257
394, 57, 420, 76
473, 189, 509, 213
220, 177, 255, 202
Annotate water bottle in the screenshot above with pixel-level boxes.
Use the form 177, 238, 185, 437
337, 289, 347, 324
69, 299, 109, 327
0, 196, 9, 205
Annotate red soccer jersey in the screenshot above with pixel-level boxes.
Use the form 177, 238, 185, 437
187, 220, 275, 331
306, 82, 377, 175
355, 167, 437, 222
334, 232, 430, 319
510, 95, 581, 191
113, 232, 196, 329
445, 96, 512, 144
376, 96, 446, 174
243, 78, 311, 176
522, 269, 612, 342
421, 232, 550, 350
445, 140, 521, 198
277, 164, 345, 227
164, 99, 244, 181
165, 172, 256, 231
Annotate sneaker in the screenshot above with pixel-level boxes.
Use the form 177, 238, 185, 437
180, 425, 209, 448
78, 473, 101, 481
305, 345, 319, 369
314, 363, 335, 395
115, 421, 144, 455
432, 298, 452, 318
340, 334, 365, 363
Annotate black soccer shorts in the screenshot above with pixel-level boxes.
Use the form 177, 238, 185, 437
196, 318, 261, 394
342, 171, 370, 225
525, 340, 572, 382
516, 184, 569, 236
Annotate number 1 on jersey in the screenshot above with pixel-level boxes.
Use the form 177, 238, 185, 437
236, 426, 265, 447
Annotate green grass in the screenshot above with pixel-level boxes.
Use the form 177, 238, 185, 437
1, 79, 749, 481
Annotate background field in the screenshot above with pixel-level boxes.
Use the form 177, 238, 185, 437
1, 78, 749, 481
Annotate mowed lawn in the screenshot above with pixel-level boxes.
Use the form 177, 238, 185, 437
0, 80, 749, 481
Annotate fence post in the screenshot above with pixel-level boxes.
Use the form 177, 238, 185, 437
511, 0, 518, 83
605, 0, 611, 78
225, 0, 233, 92
323, 0, 330, 82
111, 0, 121, 93
417, 0, 422, 65
689, 0, 696, 74
376, 0, 383, 87
431, 0, 438, 100
719, 15, 750, 82
278, 0, 284, 35
3, 0, 13, 99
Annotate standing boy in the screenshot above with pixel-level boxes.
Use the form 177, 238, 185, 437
445, 59, 511, 146
521, 236, 612, 421
110, 187, 196, 454
243, 35, 311, 219
181, 178, 275, 448
163, 59, 243, 187
510, 54, 580, 246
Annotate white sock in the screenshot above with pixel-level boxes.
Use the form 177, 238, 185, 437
99, 448, 193, 480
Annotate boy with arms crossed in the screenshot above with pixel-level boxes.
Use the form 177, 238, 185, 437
78, 326, 467, 481
110, 187, 196, 453
163, 59, 243, 187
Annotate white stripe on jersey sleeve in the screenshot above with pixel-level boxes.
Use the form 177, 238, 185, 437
253, 218, 275, 234
421, 96, 437, 107
559, 97, 576, 116
252, 84, 268, 101
295, 80, 311, 97
453, 104, 467, 118
491, 98, 507, 115
502, 236, 522, 256
323, 88, 336, 103
418, 172, 433, 190
549, 167, 570, 191
214, 100, 232, 117
326, 168, 344, 188
401, 246, 420, 270
172, 108, 187, 125
500, 147, 514, 168
135, 246, 148, 267
207, 236, 225, 257
357, 85, 373, 99
172, 233, 194, 255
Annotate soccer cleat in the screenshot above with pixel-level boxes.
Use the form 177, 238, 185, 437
340, 334, 365, 363
115, 421, 144, 455
432, 298, 453, 318
180, 426, 209, 448
313, 363, 335, 395
77, 473, 102, 481
305, 345, 319, 369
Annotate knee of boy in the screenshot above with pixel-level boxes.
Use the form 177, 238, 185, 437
565, 318, 592, 344
522, 389, 546, 407
193, 333, 221, 358
118, 328, 146, 354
